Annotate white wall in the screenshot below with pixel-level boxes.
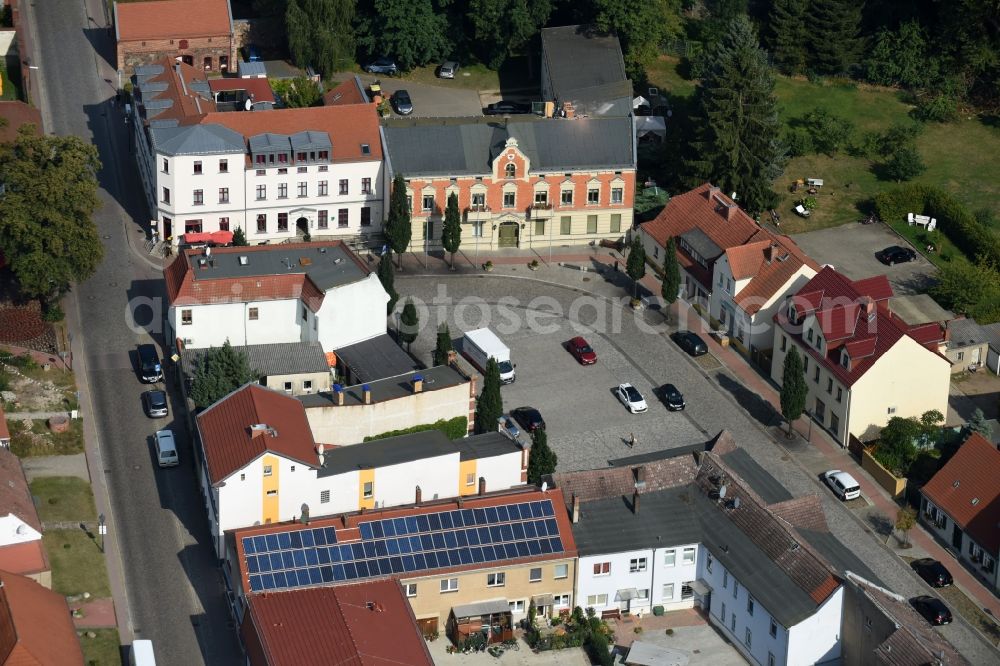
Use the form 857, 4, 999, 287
169, 299, 305, 349
652, 544, 700, 609
477, 451, 526, 492
786, 588, 843, 665
372, 453, 458, 506
746, 267, 815, 350
576, 550, 656, 614
156, 152, 248, 241
316, 273, 389, 350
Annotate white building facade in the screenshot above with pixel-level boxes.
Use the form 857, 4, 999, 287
576, 543, 700, 616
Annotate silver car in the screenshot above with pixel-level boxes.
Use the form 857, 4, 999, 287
438, 61, 459, 79
498, 415, 522, 441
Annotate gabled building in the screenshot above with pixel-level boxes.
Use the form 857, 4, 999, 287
240, 580, 434, 666
920, 433, 1000, 593
114, 0, 236, 77
129, 60, 384, 246
0, 569, 84, 664
0, 449, 49, 587
382, 115, 635, 251
943, 317, 1000, 375
196, 383, 517, 555
771, 267, 949, 444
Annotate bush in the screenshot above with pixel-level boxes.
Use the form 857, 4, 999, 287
585, 632, 613, 666
42, 303, 64, 322
363, 416, 468, 442
783, 127, 814, 157
913, 93, 959, 123
881, 146, 926, 182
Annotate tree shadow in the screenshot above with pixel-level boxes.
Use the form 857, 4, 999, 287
865, 510, 894, 537
715, 372, 781, 428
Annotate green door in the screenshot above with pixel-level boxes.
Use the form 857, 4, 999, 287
498, 222, 519, 247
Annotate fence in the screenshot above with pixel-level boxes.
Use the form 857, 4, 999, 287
659, 39, 703, 59
861, 448, 908, 498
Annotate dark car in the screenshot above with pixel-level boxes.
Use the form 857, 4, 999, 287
660, 383, 686, 411
365, 57, 398, 75
910, 558, 953, 588
911, 596, 952, 625
671, 331, 708, 357
392, 90, 413, 115
511, 406, 545, 432
137, 344, 163, 383
876, 245, 917, 265
566, 336, 597, 365
484, 101, 533, 116
142, 389, 169, 418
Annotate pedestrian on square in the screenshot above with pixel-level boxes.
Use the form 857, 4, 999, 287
628, 433, 636, 448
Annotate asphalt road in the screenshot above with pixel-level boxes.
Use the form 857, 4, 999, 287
27, 0, 241, 663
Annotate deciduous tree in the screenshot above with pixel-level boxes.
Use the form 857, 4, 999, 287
881, 146, 926, 182
594, 0, 683, 79
385, 173, 411, 268
625, 235, 646, 300
780, 346, 807, 438
967, 408, 993, 439
0, 128, 103, 301
469, 0, 553, 70
527, 428, 558, 485
474, 358, 504, 434
190, 341, 260, 410
660, 237, 681, 305
895, 506, 917, 547
441, 192, 462, 269
285, 0, 356, 78
356, 0, 451, 71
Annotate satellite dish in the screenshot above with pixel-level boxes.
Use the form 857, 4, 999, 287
718, 485, 727, 499
541, 481, 548, 492
244, 98, 253, 111
733, 497, 741, 509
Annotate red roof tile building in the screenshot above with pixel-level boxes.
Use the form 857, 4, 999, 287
240, 580, 433, 666
920, 433, 1000, 593
114, 0, 236, 77
639, 184, 819, 350
771, 266, 949, 444
0, 449, 49, 587
0, 569, 83, 664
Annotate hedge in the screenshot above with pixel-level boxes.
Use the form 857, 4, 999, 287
362, 416, 468, 442
873, 185, 1000, 266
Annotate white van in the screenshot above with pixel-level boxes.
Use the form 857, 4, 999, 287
463, 328, 515, 383
154, 430, 178, 467
129, 639, 156, 666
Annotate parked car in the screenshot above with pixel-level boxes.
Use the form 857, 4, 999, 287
142, 389, 169, 418
823, 470, 861, 501
154, 430, 179, 468
245, 45, 261, 62
616, 383, 648, 414
911, 596, 952, 625
484, 101, 533, 116
910, 558, 953, 588
876, 245, 917, 265
566, 336, 597, 365
365, 57, 398, 75
510, 406, 545, 432
137, 344, 163, 383
670, 331, 708, 357
498, 415, 522, 441
660, 383, 686, 411
392, 90, 413, 115
437, 61, 459, 79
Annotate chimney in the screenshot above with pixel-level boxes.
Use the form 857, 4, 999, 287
634, 466, 647, 487
447, 350, 457, 365
478, 476, 486, 496
333, 384, 345, 406
412, 374, 423, 393
863, 297, 876, 319
316, 443, 325, 467
415, 485, 422, 505
632, 490, 640, 514
705, 185, 720, 200
725, 204, 737, 221
362, 384, 372, 404
571, 493, 580, 524
249, 423, 271, 438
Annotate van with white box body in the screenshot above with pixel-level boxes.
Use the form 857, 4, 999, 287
129, 640, 156, 665
463, 328, 515, 383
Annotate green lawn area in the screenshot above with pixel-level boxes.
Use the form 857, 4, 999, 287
81, 629, 122, 666
43, 529, 112, 597
402, 63, 501, 92
0, 56, 23, 101
644, 56, 1000, 239
30, 477, 97, 523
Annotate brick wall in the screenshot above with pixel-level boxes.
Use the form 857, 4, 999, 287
117, 33, 235, 77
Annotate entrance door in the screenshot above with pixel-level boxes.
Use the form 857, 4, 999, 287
972, 348, 981, 365
952, 524, 963, 549
498, 221, 519, 247
296, 217, 309, 238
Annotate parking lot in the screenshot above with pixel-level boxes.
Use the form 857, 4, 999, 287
355, 74, 487, 118
791, 222, 937, 294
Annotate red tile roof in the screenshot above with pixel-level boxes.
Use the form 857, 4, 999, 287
0, 448, 41, 533
241, 580, 433, 666
323, 79, 369, 107
208, 77, 276, 105
641, 183, 763, 255
196, 384, 318, 485
139, 60, 218, 122
0, 569, 83, 665
921, 433, 1000, 554
0, 102, 42, 143
730, 235, 820, 316
115, 0, 232, 41
725, 240, 770, 280
0, 541, 48, 578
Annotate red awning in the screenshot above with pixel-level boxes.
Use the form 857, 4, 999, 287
183, 232, 210, 244
183, 231, 233, 246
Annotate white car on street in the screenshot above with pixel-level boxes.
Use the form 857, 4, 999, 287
823, 469, 860, 501
616, 383, 648, 414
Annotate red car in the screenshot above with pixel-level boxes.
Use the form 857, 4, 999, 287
566, 336, 597, 365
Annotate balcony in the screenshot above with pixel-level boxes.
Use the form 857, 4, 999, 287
465, 205, 492, 222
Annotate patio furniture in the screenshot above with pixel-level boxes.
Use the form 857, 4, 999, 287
909, 213, 937, 231
794, 204, 811, 218
807, 178, 824, 188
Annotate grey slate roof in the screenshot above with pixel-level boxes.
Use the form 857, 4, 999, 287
298, 363, 469, 409
334, 334, 420, 383
182, 341, 329, 378
680, 227, 723, 260
569, 487, 702, 556
318, 429, 518, 477
798, 528, 882, 585
947, 317, 991, 348
887, 294, 953, 326
382, 116, 634, 178
151, 123, 245, 156
541, 25, 627, 101
718, 448, 792, 505
189, 243, 368, 291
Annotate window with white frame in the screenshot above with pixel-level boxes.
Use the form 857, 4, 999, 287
505, 163, 516, 179
529, 567, 542, 582
405, 583, 417, 597
682, 547, 695, 565
587, 187, 599, 204
363, 481, 373, 498
509, 599, 525, 613
561, 188, 573, 205
440, 578, 458, 593
503, 190, 516, 208
263, 465, 272, 476
637, 589, 649, 600
681, 583, 694, 600
629, 557, 647, 573
587, 594, 608, 606
471, 191, 486, 209
611, 187, 623, 204
662, 583, 674, 600
593, 562, 610, 576
554, 594, 571, 607
554, 564, 568, 579
487, 572, 506, 587
664, 549, 676, 566
422, 194, 434, 212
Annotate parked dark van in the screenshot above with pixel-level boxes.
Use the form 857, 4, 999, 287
138, 344, 163, 383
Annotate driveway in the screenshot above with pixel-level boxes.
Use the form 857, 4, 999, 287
791, 222, 937, 295
353, 73, 484, 118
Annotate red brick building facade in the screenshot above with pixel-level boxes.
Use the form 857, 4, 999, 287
114, 0, 235, 78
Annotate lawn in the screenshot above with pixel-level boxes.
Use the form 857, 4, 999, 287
80, 629, 122, 666
9, 418, 85, 457
401, 63, 501, 92
0, 56, 22, 101
43, 529, 112, 597
30, 476, 97, 523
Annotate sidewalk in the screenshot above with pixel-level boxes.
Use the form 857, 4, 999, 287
6, 410, 73, 419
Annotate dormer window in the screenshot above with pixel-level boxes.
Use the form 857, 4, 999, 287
807, 328, 814, 343
817, 336, 824, 352
840, 349, 850, 369
788, 304, 798, 323
505, 163, 516, 179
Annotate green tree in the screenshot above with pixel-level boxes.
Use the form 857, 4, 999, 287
356, 0, 451, 71
685, 16, 784, 214
469, 0, 554, 70
809, 0, 863, 75
474, 358, 504, 435
0, 128, 103, 301
766, 0, 809, 74
526, 428, 558, 485
377, 253, 399, 315
232, 226, 248, 246
441, 192, 462, 269
398, 298, 419, 351
930, 260, 1000, 324
881, 146, 926, 182
285, 0, 356, 78
780, 346, 807, 438
434, 323, 454, 366
190, 341, 260, 410
864, 21, 935, 88
660, 237, 681, 305
594, 0, 683, 79
876, 410, 944, 476
279, 76, 322, 108
895, 506, 917, 547
967, 408, 993, 439
800, 107, 855, 156
385, 173, 411, 268
625, 235, 646, 300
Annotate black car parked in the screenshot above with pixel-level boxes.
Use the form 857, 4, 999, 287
911, 596, 952, 625
392, 90, 413, 115
910, 558, 953, 587
510, 406, 546, 432
660, 383, 686, 411
137, 344, 163, 383
876, 245, 917, 265
671, 331, 708, 357
484, 101, 533, 116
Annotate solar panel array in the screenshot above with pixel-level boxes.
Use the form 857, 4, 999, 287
243, 499, 562, 593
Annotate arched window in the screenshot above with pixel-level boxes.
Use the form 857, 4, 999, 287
505, 163, 516, 179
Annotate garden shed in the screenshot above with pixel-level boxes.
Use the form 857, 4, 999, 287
447, 599, 513, 646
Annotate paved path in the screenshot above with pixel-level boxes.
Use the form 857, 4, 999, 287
71, 598, 118, 629
7, 411, 73, 420
21, 453, 90, 481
